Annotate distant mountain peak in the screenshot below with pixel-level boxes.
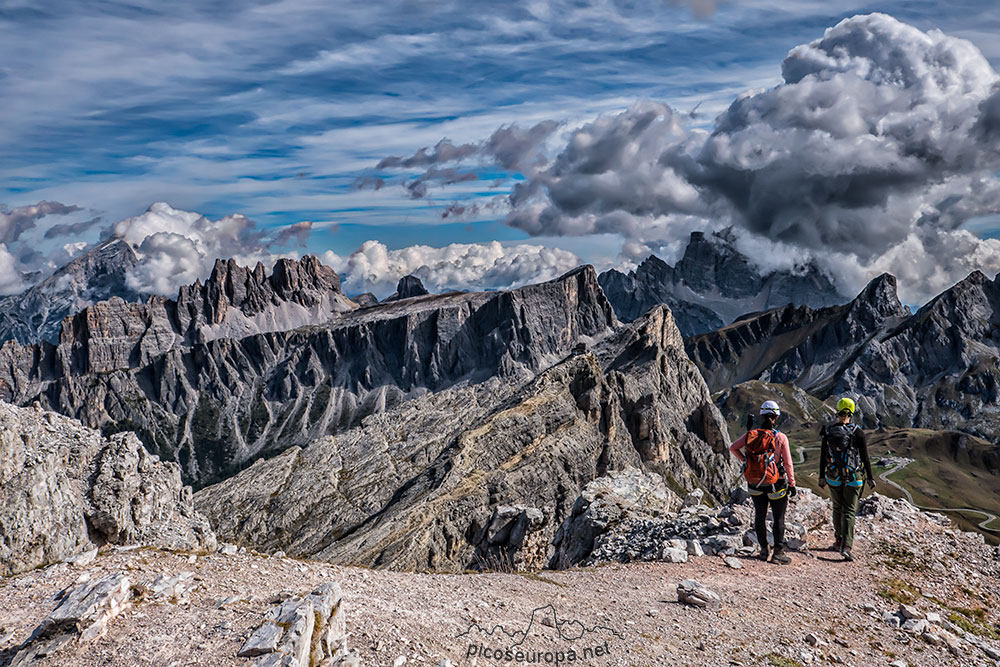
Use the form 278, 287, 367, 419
634, 254, 672, 283
598, 230, 845, 336
861, 272, 902, 305
847, 273, 909, 326
673, 229, 762, 297
385, 274, 429, 302
0, 239, 141, 345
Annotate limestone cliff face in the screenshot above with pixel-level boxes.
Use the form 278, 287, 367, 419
0, 401, 214, 576
53, 254, 356, 376
194, 305, 740, 572
0, 265, 616, 486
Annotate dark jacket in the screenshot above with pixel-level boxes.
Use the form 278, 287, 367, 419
819, 422, 874, 482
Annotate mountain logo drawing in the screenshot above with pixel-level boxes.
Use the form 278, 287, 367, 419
456, 603, 624, 649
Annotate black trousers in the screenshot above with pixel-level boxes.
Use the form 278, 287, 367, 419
751, 490, 788, 550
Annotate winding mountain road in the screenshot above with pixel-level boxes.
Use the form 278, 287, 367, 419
877, 460, 1000, 533
793, 445, 999, 532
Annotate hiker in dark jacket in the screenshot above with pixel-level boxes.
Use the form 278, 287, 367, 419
818, 397, 875, 561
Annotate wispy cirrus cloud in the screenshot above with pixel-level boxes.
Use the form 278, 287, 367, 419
4, 0, 1000, 295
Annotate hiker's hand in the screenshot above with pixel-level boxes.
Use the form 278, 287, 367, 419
788, 486, 797, 498
868, 478, 877, 489
818, 478, 826, 488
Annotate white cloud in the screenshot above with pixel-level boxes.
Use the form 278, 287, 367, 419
114, 202, 298, 296
0, 244, 26, 296
824, 229, 1000, 304
697, 13, 1000, 255
322, 240, 581, 297
281, 33, 442, 75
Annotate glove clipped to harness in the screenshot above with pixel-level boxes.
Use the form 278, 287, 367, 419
788, 486, 797, 498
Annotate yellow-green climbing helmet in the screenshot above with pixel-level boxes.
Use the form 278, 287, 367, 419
836, 397, 856, 414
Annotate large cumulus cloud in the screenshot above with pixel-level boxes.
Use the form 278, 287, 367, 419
113, 202, 300, 296
374, 13, 1000, 303
0, 200, 312, 297
322, 240, 581, 297
506, 101, 710, 238
696, 13, 1000, 255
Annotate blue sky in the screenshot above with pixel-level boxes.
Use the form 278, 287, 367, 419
3, 1, 1000, 298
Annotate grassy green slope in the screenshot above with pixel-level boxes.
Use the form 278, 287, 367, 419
867, 429, 1000, 542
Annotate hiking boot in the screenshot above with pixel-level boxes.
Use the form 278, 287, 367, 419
829, 538, 843, 552
758, 546, 769, 562
771, 548, 791, 565
841, 547, 854, 561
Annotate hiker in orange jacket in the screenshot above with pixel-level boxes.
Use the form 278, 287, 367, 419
729, 400, 797, 564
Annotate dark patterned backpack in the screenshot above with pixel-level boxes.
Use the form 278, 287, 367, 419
826, 423, 861, 481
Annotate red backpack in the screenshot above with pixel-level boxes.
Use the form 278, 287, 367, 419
743, 428, 782, 486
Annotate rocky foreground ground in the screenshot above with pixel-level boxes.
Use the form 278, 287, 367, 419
2, 493, 998, 667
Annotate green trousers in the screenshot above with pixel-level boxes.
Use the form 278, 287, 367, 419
829, 483, 863, 549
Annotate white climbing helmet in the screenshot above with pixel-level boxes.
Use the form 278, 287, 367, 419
760, 400, 781, 417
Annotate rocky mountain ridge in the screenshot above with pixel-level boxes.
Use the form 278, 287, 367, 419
688, 268, 1000, 444
599, 229, 844, 336
686, 273, 910, 393
0, 263, 616, 486
193, 304, 740, 571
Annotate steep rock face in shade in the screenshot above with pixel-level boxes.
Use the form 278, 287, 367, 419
598, 229, 844, 336
0, 266, 616, 486
686, 273, 909, 393
599, 255, 725, 337
689, 269, 1000, 440
827, 271, 1000, 436
0, 401, 215, 576
0, 240, 142, 345
193, 304, 741, 572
